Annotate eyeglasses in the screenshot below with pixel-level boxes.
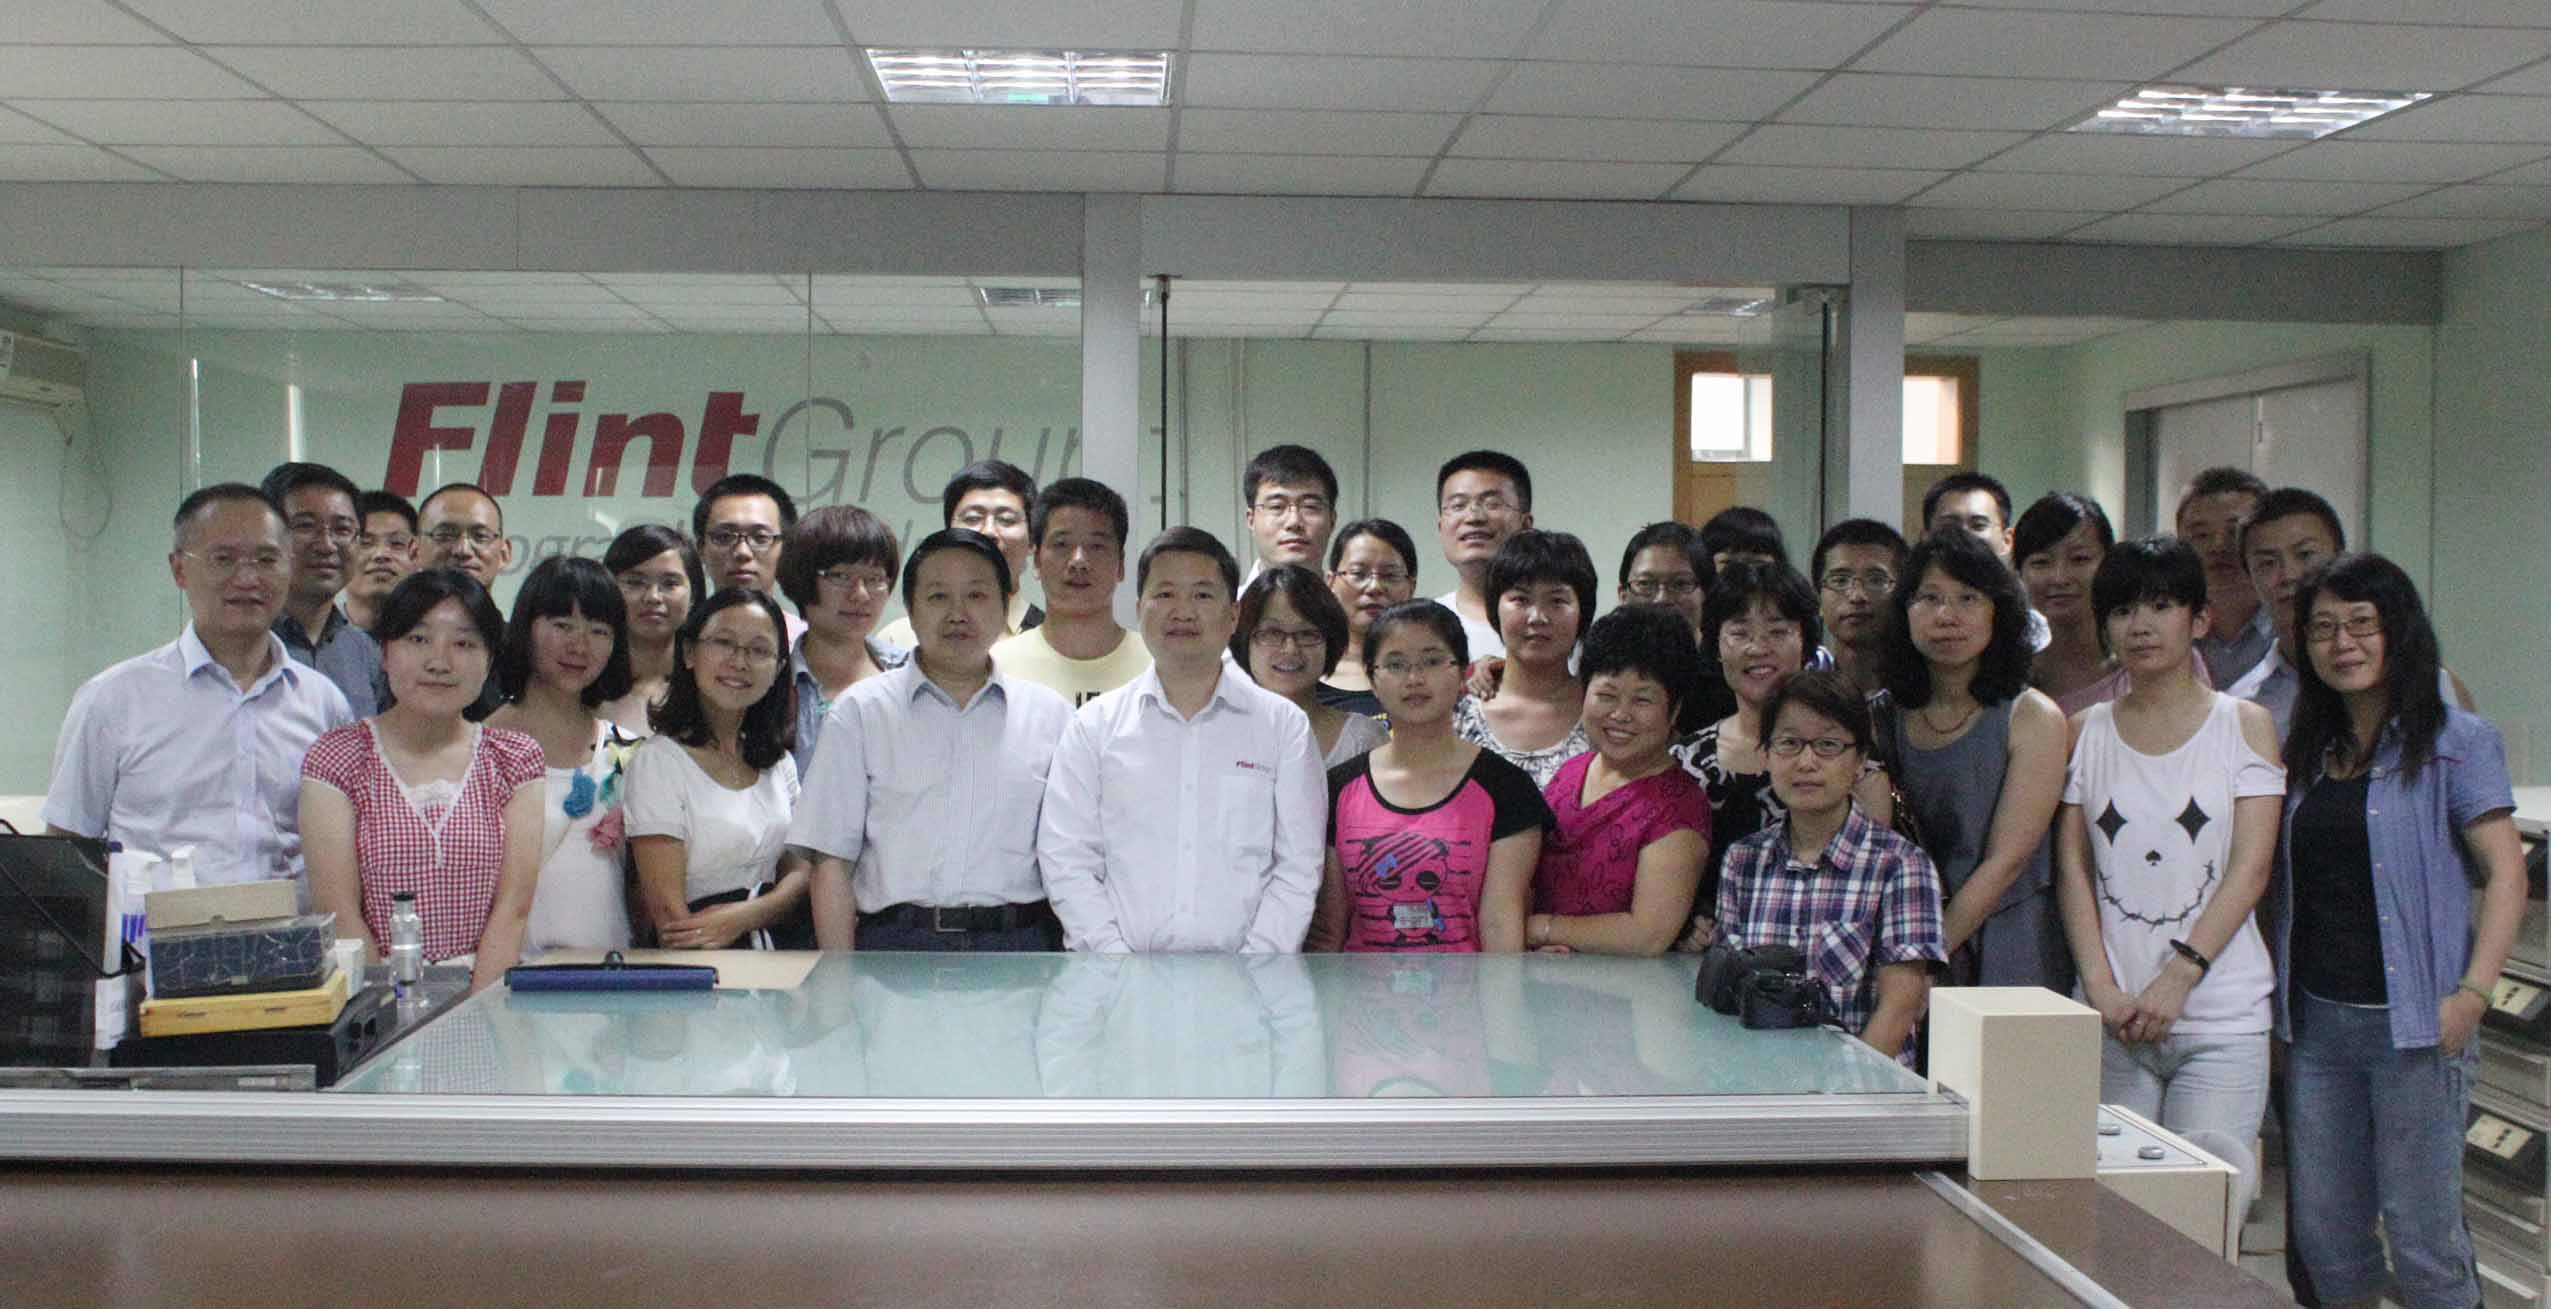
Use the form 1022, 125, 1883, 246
2304, 614, 2383, 645
695, 634, 780, 668
1375, 653, 1459, 680
1910, 591, 1990, 614
1820, 570, 1896, 597
954, 506, 1025, 532
1250, 627, 1326, 653
182, 548, 289, 578
356, 531, 414, 553
1768, 735, 1856, 759
1625, 577, 1701, 600
817, 567, 893, 596
1334, 566, 1410, 587
426, 526, 504, 549
1252, 494, 1332, 521
1438, 493, 1518, 519
287, 517, 359, 544
704, 527, 783, 553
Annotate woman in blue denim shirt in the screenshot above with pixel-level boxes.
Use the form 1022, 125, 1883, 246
2274, 554, 2525, 1309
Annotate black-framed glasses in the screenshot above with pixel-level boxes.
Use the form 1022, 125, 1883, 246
1767, 735, 1856, 759
704, 527, 783, 552
2304, 614, 2383, 644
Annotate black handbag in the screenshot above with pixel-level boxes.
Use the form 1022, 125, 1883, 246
1694, 938, 1807, 1015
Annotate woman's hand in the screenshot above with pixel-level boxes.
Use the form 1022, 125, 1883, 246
658, 902, 756, 950
2082, 978, 2140, 1040
2124, 959, 2201, 1044
1676, 914, 1718, 953
2440, 988, 2489, 1057
1466, 658, 1506, 702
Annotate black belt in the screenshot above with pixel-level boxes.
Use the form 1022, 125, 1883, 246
857, 900, 1056, 934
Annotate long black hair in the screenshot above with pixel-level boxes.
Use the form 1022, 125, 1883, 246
649, 587, 796, 771
1881, 529, 2034, 708
2285, 553, 2447, 784
497, 555, 634, 707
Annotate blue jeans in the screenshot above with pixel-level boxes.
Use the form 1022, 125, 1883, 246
2287, 989, 2479, 1309
2100, 1028, 2270, 1220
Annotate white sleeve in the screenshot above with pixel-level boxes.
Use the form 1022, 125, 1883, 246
1036, 712, 1128, 952
620, 740, 691, 841
786, 700, 867, 862
1243, 704, 1326, 954
39, 674, 120, 839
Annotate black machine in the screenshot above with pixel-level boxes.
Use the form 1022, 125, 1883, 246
0, 832, 139, 1066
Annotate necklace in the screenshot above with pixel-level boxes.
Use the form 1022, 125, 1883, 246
1917, 699, 1981, 736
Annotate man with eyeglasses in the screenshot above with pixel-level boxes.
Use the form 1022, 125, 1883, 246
44, 484, 353, 889
1241, 444, 1339, 580
874, 460, 1045, 650
692, 473, 806, 645
417, 481, 512, 590
1811, 519, 1907, 700
343, 489, 418, 634
992, 478, 1150, 706
258, 463, 388, 716
1433, 450, 1535, 664
1616, 522, 1709, 635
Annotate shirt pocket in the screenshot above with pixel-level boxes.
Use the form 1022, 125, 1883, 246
1217, 771, 1277, 872
1809, 919, 1875, 1016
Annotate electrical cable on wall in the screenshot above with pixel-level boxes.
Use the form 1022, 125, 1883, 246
1156, 274, 1172, 531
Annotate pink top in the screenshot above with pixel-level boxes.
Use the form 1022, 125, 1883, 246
1533, 752, 1712, 917
1328, 749, 1551, 952
302, 721, 545, 961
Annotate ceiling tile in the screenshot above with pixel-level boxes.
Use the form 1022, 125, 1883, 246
0, 109, 80, 145
0, 47, 262, 99
1852, 10, 2260, 80
2236, 140, 2551, 183
399, 270, 599, 285
2370, 183, 2551, 218
1514, 291, 1711, 313
909, 149, 1166, 191
802, 284, 979, 307
475, 0, 840, 44
826, 318, 990, 336
2274, 216, 2543, 246
2302, 0, 2551, 22
1904, 209, 2106, 239
1450, 115, 1741, 162
2343, 94, 2551, 142
2142, 177, 2431, 213
594, 102, 889, 148
1467, 328, 1634, 341
1529, 0, 1917, 69
431, 281, 625, 304
505, 316, 666, 331
1181, 54, 1503, 112
1, 1, 170, 43
1778, 74, 2128, 131
1910, 171, 2196, 210
1173, 154, 1429, 196
2477, 62, 2551, 96
1333, 291, 1523, 311
817, 305, 987, 323
1978, 133, 2299, 176
1320, 310, 1494, 327
1486, 313, 1666, 330
1488, 62, 1818, 121
2065, 212, 2320, 244
0, 144, 164, 180
648, 147, 912, 189
1191, 0, 1545, 57
1941, 0, 2289, 12
887, 105, 1169, 151
1424, 158, 1688, 199
1313, 325, 1473, 340
118, 145, 412, 183
381, 146, 663, 186
830, 0, 1185, 48
535, 46, 863, 102
2174, 21, 2551, 90
1719, 124, 2027, 170
16, 99, 345, 147
305, 101, 620, 147
209, 46, 563, 100
1177, 108, 1460, 156
121, 0, 502, 44
1672, 163, 1944, 204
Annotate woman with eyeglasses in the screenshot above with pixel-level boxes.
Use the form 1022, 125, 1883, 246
2274, 554, 2524, 1309
1308, 600, 1549, 954
1320, 519, 1420, 717
2017, 492, 2212, 716
773, 504, 908, 774
1451, 531, 1594, 790
301, 568, 546, 992
1233, 565, 1387, 768
600, 524, 705, 737
623, 588, 808, 950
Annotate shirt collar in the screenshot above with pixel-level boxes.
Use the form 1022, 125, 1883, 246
1134, 657, 1249, 720
1769, 803, 1875, 871
271, 604, 351, 650
180, 623, 298, 695
900, 655, 1008, 713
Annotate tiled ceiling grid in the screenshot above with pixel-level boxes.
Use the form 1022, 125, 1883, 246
0, 1, 2548, 248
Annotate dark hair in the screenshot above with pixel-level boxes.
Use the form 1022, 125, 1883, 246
1700, 506, 1788, 568
1580, 603, 1704, 720
650, 587, 795, 771
2090, 536, 2207, 622
2012, 492, 2115, 569
1031, 476, 1129, 549
692, 473, 798, 540
1921, 472, 2013, 531
2177, 466, 2269, 523
260, 461, 360, 511
901, 528, 1014, 610
1136, 526, 1240, 598
1701, 559, 1823, 659
1485, 530, 1599, 644
1810, 518, 1908, 586
419, 482, 503, 532
1764, 667, 1875, 758
355, 489, 418, 536
776, 504, 900, 610
497, 556, 634, 708
941, 459, 1038, 528
1619, 521, 1707, 588
171, 482, 280, 550
1362, 599, 1468, 675
2241, 486, 2347, 556
603, 523, 707, 603
1435, 449, 1533, 513
1243, 444, 1339, 507
1328, 518, 1419, 578
2285, 553, 2447, 785
376, 569, 510, 720
1881, 530, 2034, 708
1232, 565, 1351, 678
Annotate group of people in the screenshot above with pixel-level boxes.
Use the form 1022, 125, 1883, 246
43, 440, 2517, 1308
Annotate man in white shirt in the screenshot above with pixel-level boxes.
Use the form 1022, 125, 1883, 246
991, 478, 1150, 706
44, 484, 354, 887
1039, 527, 1325, 953
1433, 450, 1534, 663
795, 528, 1075, 951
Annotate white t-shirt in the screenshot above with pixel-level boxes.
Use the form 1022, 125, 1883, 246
1434, 589, 1505, 663
622, 734, 800, 904
2063, 693, 2283, 1034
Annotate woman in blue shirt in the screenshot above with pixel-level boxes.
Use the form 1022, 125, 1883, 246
2275, 553, 2525, 1309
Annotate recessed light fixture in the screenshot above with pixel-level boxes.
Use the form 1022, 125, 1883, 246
975, 286, 1157, 309
2068, 86, 2429, 140
867, 48, 1171, 106
1681, 296, 1773, 318
241, 281, 447, 304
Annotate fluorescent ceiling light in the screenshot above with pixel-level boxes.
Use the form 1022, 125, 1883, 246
868, 48, 1170, 106
242, 281, 446, 304
1681, 296, 1773, 318
2068, 85, 2428, 140
976, 286, 1157, 309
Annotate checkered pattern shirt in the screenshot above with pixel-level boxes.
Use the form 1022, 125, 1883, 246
1716, 805, 1946, 1057
302, 722, 545, 961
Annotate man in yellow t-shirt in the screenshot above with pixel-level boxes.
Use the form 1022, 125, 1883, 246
991, 478, 1149, 707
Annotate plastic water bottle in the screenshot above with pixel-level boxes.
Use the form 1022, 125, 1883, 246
388, 893, 424, 997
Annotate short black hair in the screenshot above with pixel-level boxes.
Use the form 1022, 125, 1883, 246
1920, 471, 2013, 531
1435, 449, 1533, 513
356, 490, 418, 536
1882, 530, 2034, 708
603, 523, 706, 603
1031, 476, 1129, 549
2177, 466, 2269, 522
376, 568, 509, 720
419, 482, 504, 532
2287, 553, 2446, 784
2241, 486, 2347, 556
692, 473, 798, 540
1619, 521, 1707, 588
1580, 602, 1704, 719
1764, 667, 1875, 758
776, 504, 900, 611
1328, 518, 1419, 579
260, 462, 360, 511
1232, 564, 1351, 678
1362, 599, 1468, 675
1700, 506, 1789, 568
1485, 530, 1599, 644
497, 555, 634, 708
171, 482, 280, 551
1243, 444, 1338, 507
650, 587, 796, 772
941, 459, 1038, 528
2012, 493, 2114, 569
2090, 535, 2208, 621
1701, 560, 1823, 657
1810, 518, 1908, 586
1136, 525, 1240, 598
900, 528, 1014, 610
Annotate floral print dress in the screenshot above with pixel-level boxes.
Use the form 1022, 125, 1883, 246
523, 719, 639, 955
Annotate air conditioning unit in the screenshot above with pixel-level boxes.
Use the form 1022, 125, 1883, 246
0, 329, 87, 409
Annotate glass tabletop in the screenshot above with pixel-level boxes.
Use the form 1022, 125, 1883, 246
333, 952, 1927, 1100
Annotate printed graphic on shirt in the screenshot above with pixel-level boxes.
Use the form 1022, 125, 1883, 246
2090, 795, 2217, 928
1331, 782, 1499, 952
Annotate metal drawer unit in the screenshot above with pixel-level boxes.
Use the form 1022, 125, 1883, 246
2471, 817, 2551, 1308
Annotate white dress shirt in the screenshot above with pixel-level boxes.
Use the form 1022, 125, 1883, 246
43, 625, 354, 886
1038, 660, 1325, 953
788, 661, 1074, 910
